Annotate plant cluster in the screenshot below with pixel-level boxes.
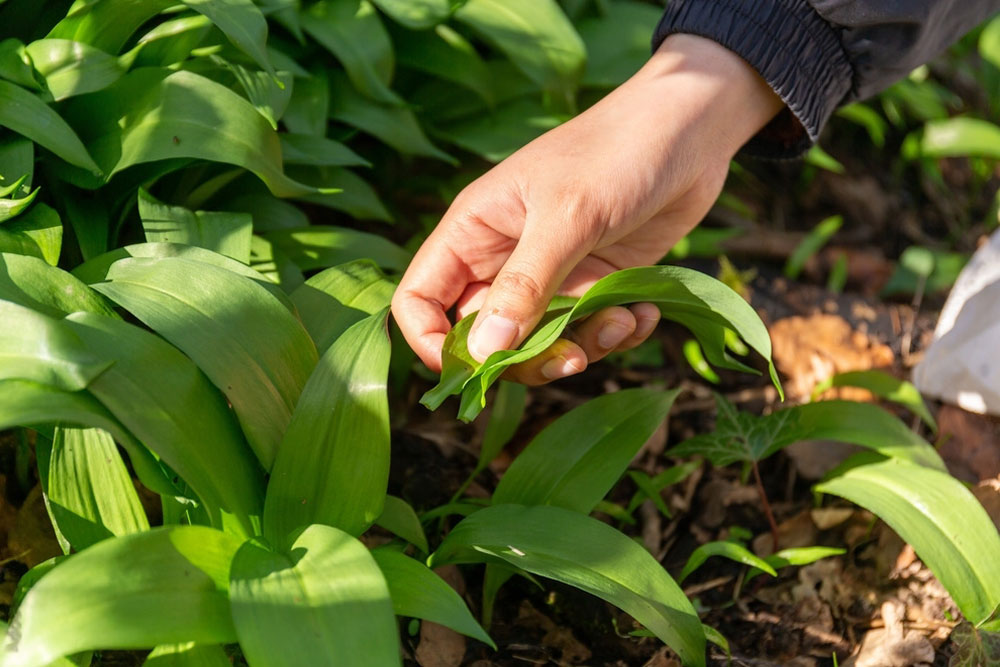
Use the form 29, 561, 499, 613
0, 0, 998, 665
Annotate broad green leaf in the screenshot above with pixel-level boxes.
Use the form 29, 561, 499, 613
454, 0, 584, 103
374, 495, 428, 553
817, 458, 1000, 625
281, 71, 328, 136
329, 71, 454, 163
144, 643, 231, 667
184, 0, 277, 77
291, 167, 393, 222
279, 133, 369, 167
393, 24, 492, 104
903, 117, 1000, 160
372, 548, 494, 647
54, 181, 108, 259
980, 14, 1000, 70
64, 312, 264, 536
223, 191, 309, 231
431, 504, 706, 666
949, 622, 1000, 667
784, 215, 842, 279
2, 526, 242, 666
371, 0, 450, 28
812, 370, 937, 431
210, 56, 291, 130
72, 242, 292, 311
25, 39, 124, 100
289, 259, 395, 354
301, 0, 402, 106
250, 234, 305, 290
0, 136, 33, 188
230, 524, 400, 666
577, 1, 661, 87
40, 426, 149, 552
0, 379, 178, 499
882, 246, 968, 297
0, 80, 101, 174
137, 189, 253, 264
0, 39, 39, 90
494, 388, 678, 513
68, 68, 319, 197
8, 556, 63, 620
0, 301, 110, 391
669, 396, 945, 471
133, 15, 215, 69
0, 185, 36, 222
94, 257, 318, 470
433, 97, 564, 162
479, 380, 527, 470
678, 541, 776, 583
424, 266, 781, 422
0, 203, 62, 265
264, 309, 391, 542
265, 225, 411, 272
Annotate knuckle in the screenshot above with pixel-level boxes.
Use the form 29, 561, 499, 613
492, 269, 548, 306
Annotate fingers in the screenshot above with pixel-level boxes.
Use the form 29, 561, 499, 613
503, 338, 588, 386
617, 302, 662, 351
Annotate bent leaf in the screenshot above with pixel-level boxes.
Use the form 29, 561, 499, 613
372, 548, 494, 647
230, 524, 399, 667
424, 266, 781, 422
264, 309, 391, 543
431, 504, 706, 666
678, 541, 776, 583
0, 202, 63, 266
25, 39, 124, 100
493, 388, 679, 514
0, 253, 115, 318
811, 369, 937, 432
2, 526, 241, 666
816, 458, 1000, 626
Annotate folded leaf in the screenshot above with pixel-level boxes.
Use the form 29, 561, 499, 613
230, 524, 400, 667
816, 458, 1000, 627
493, 388, 679, 514
431, 504, 706, 666
2, 526, 241, 666
264, 309, 391, 543
372, 548, 494, 647
0, 202, 62, 265
94, 256, 318, 471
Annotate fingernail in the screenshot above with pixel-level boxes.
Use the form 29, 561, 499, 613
597, 321, 631, 349
469, 315, 518, 362
541, 356, 584, 380
634, 315, 659, 339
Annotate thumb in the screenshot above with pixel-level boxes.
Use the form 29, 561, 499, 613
467, 230, 581, 363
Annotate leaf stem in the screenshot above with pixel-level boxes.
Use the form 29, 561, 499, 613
752, 460, 779, 552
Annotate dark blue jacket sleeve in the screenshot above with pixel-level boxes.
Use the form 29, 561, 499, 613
653, 0, 1000, 156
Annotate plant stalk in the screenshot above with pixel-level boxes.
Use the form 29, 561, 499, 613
752, 460, 780, 553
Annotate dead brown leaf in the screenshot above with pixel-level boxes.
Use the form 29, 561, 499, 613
6, 485, 61, 568
415, 621, 465, 667
972, 476, 1000, 531
847, 601, 935, 667
753, 510, 818, 557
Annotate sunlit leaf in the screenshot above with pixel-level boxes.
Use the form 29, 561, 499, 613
26, 39, 124, 100
678, 541, 776, 583
902, 117, 1000, 160
137, 189, 253, 264
0, 202, 62, 265
143, 642, 231, 666
812, 369, 936, 431
265, 225, 410, 272
370, 0, 450, 28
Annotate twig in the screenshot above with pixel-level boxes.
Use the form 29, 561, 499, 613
752, 460, 780, 552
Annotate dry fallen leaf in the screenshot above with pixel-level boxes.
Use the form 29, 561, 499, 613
848, 601, 935, 667
972, 476, 1000, 531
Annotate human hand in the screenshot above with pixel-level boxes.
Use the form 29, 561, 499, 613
392, 35, 783, 384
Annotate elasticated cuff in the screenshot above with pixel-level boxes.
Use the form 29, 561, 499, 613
653, 0, 854, 158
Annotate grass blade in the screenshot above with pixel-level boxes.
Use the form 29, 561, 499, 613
678, 541, 776, 583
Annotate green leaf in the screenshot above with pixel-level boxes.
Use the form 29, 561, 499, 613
184, 0, 277, 78
625, 462, 702, 515
835, 103, 887, 148
669, 396, 945, 471
393, 24, 492, 104
980, 14, 1000, 70
290, 167, 393, 222
280, 133, 369, 167
0, 80, 101, 174
68, 68, 319, 197
328, 71, 454, 163
0, 39, 40, 90
230, 524, 400, 667
0, 379, 177, 499
454, 0, 584, 103
264, 309, 391, 542
2, 526, 242, 665
882, 246, 968, 297
0, 252, 111, 317
41, 426, 149, 552
746, 546, 845, 581
576, 1, 661, 88
949, 621, 1000, 667
494, 388, 679, 514
431, 504, 706, 666
138, 189, 253, 264
289, 259, 395, 354
374, 495, 428, 553
803, 145, 845, 174
372, 548, 495, 647
211, 56, 291, 130
0, 202, 62, 265
903, 117, 1000, 160
143, 643, 231, 667
434, 97, 565, 162
64, 312, 264, 536
301, 0, 402, 106
265, 225, 411, 272
250, 234, 304, 290
370, 0, 451, 28
478, 380, 527, 470
25, 39, 124, 100
812, 370, 937, 431
784, 215, 842, 280
816, 458, 1000, 625
0, 135, 33, 189
132, 15, 214, 69
281, 71, 328, 136
424, 266, 781, 422
0, 185, 36, 223
678, 541, 777, 583
94, 256, 318, 471
223, 191, 309, 232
